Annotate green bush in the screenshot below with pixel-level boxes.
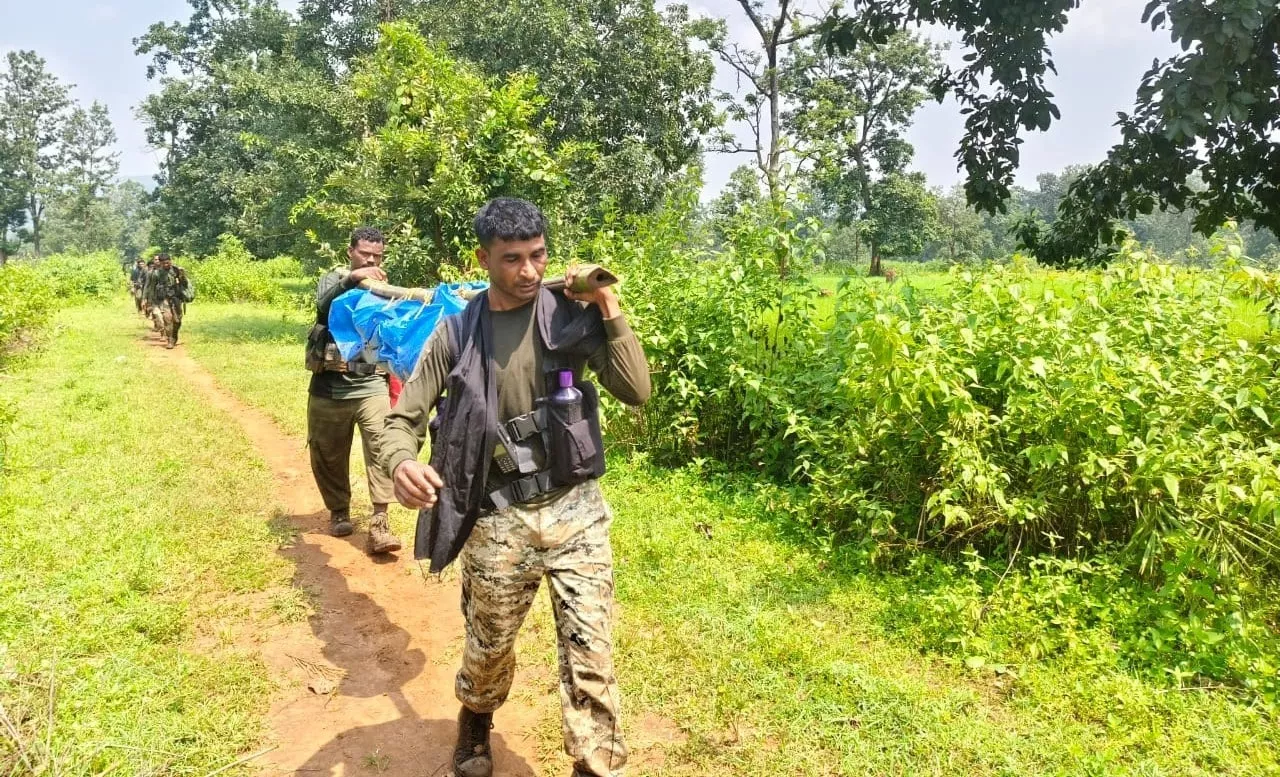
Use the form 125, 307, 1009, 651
261, 255, 304, 278
0, 262, 56, 468
185, 235, 302, 305
36, 251, 125, 301
0, 263, 56, 360
596, 205, 1280, 701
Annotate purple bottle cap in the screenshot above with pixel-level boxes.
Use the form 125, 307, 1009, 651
558, 370, 575, 389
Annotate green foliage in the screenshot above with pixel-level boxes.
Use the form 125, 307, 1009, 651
0, 50, 73, 257
0, 261, 55, 360
822, 2, 1076, 215
864, 172, 938, 263
295, 23, 575, 283
601, 204, 1280, 698
185, 234, 299, 305
44, 179, 152, 259
788, 32, 942, 236
414, 0, 719, 216
35, 251, 125, 301
165, 297, 1280, 773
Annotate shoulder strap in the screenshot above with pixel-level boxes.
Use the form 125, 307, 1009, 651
443, 291, 487, 368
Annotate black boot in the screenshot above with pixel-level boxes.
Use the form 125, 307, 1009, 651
453, 706, 493, 777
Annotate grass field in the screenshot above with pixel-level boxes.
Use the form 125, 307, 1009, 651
809, 264, 1270, 341
169, 295, 1280, 776
0, 302, 294, 776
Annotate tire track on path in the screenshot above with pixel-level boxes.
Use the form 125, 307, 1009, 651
144, 334, 556, 777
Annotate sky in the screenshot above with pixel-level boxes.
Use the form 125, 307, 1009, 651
1, 0, 1178, 199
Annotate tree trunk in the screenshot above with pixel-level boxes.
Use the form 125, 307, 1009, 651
765, 45, 790, 278
28, 194, 42, 258
869, 248, 882, 277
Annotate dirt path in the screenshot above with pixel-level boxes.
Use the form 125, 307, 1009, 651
144, 333, 560, 777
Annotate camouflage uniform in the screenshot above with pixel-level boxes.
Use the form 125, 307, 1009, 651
129, 262, 146, 312
145, 266, 188, 346
456, 479, 626, 777
381, 284, 651, 777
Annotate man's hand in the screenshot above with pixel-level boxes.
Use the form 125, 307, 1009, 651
562, 272, 622, 319
348, 266, 388, 286
393, 460, 444, 509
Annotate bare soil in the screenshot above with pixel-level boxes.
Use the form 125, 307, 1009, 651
148, 337, 557, 777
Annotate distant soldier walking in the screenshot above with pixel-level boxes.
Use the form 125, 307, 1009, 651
129, 258, 146, 313
305, 226, 402, 554
143, 253, 192, 348
141, 257, 158, 321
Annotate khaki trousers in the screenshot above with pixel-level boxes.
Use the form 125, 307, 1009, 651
306, 392, 396, 513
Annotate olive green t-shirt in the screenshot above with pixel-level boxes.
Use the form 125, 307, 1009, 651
381, 295, 651, 503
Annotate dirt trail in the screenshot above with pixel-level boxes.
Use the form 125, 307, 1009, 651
145, 335, 559, 777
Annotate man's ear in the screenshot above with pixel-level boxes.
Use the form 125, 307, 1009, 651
475, 247, 489, 271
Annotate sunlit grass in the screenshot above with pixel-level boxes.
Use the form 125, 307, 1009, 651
171, 296, 1280, 776
0, 301, 293, 776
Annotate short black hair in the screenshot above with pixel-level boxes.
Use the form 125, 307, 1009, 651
350, 226, 385, 247
156, 252, 171, 262
474, 198, 547, 247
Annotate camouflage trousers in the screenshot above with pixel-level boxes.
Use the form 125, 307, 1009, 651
457, 479, 627, 777
150, 299, 183, 344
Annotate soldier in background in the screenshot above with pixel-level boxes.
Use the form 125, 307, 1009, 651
129, 258, 146, 313
304, 226, 402, 554
141, 257, 158, 321
143, 253, 191, 349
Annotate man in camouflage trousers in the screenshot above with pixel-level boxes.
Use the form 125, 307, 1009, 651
144, 253, 190, 348
382, 199, 650, 777
129, 258, 146, 313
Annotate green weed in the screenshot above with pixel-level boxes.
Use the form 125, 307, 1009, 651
0, 302, 293, 776
174, 298, 1280, 776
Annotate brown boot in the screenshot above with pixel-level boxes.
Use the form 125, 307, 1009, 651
366, 511, 402, 554
453, 707, 493, 777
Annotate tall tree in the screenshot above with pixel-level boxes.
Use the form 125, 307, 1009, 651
57, 102, 120, 238
0, 51, 72, 257
137, 0, 345, 257
295, 24, 572, 281
0, 130, 26, 264
864, 171, 937, 265
787, 31, 942, 275
928, 184, 992, 264
823, 1, 1280, 263
412, 0, 719, 216
692, 1, 829, 205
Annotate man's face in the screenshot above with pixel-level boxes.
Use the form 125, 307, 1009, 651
348, 239, 385, 270
477, 236, 546, 307
159, 258, 172, 270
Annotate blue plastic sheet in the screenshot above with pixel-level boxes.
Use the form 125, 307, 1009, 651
327, 288, 366, 361
327, 281, 489, 381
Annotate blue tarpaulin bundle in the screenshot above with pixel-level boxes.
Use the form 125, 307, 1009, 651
328, 281, 487, 380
